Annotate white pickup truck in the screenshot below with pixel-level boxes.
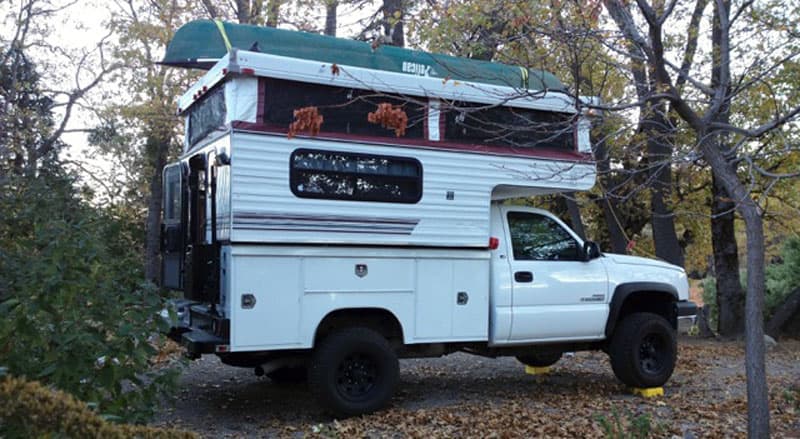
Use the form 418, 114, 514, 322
166, 193, 696, 417
160, 23, 696, 417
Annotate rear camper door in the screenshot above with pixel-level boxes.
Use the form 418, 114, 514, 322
161, 163, 184, 289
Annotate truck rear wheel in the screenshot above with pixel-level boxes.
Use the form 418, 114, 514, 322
516, 351, 562, 368
309, 327, 399, 417
608, 312, 676, 388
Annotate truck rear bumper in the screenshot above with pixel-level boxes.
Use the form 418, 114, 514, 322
164, 300, 230, 358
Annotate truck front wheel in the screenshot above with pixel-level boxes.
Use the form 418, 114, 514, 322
608, 312, 676, 388
309, 327, 399, 417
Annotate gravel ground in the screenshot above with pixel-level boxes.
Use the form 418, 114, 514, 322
153, 337, 800, 438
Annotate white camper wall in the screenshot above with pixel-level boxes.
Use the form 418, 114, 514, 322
228, 131, 595, 248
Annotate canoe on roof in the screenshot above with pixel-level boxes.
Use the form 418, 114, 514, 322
162, 20, 566, 92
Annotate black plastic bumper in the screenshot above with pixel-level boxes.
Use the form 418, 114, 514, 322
676, 300, 698, 318
166, 304, 230, 358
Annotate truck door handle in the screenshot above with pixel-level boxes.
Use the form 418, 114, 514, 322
514, 271, 533, 282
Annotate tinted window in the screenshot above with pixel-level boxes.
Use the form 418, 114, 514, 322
163, 165, 182, 223
188, 86, 226, 146
290, 149, 422, 203
443, 102, 575, 151
507, 212, 580, 260
263, 78, 426, 139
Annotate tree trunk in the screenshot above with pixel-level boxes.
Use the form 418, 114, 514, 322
382, 0, 404, 47
595, 137, 628, 254
266, 0, 281, 27
143, 132, 170, 285
646, 111, 683, 267
324, 1, 338, 36
701, 139, 770, 438
766, 288, 800, 338
711, 172, 745, 336
564, 192, 586, 240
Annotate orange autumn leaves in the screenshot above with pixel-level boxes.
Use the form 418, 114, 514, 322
287, 102, 408, 139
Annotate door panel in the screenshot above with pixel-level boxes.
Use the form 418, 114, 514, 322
505, 210, 609, 341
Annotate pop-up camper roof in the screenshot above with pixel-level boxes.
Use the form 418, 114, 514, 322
163, 20, 565, 92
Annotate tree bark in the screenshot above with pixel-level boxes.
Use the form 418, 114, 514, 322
708, 0, 745, 337
564, 193, 586, 240
646, 111, 684, 267
324, 1, 338, 36
143, 130, 171, 285
711, 172, 745, 335
595, 137, 628, 254
266, 0, 281, 27
382, 0, 404, 47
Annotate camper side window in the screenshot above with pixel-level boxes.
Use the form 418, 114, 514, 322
290, 148, 422, 203
443, 102, 575, 151
188, 86, 226, 147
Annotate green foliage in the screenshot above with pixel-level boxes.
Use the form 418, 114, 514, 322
0, 169, 181, 423
765, 237, 800, 315
0, 374, 196, 438
595, 410, 659, 439
701, 276, 718, 330
701, 237, 800, 329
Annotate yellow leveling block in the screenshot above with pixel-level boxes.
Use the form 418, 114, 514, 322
524, 366, 551, 375
631, 387, 664, 398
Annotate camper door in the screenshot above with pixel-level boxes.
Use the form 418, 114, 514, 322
161, 163, 184, 289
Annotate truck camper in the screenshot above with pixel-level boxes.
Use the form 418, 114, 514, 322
162, 20, 696, 416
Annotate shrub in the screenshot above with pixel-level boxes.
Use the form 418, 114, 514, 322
0, 170, 181, 422
765, 237, 800, 317
595, 409, 661, 439
0, 373, 196, 438
700, 236, 800, 329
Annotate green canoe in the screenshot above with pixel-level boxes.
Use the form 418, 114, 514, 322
162, 20, 565, 91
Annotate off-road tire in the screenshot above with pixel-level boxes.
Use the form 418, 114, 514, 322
608, 312, 676, 388
308, 327, 399, 417
516, 351, 562, 368
267, 366, 307, 383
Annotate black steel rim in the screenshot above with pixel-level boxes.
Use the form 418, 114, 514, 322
335, 353, 378, 401
638, 333, 667, 375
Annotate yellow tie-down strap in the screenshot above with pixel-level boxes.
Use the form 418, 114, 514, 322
519, 66, 529, 89
214, 19, 233, 52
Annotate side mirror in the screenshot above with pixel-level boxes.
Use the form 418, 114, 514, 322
582, 241, 601, 262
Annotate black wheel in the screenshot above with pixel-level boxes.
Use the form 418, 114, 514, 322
267, 366, 307, 383
516, 351, 562, 368
308, 327, 399, 417
608, 312, 676, 388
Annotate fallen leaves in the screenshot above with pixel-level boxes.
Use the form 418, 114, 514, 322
158, 339, 800, 438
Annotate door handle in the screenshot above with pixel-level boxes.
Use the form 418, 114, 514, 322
514, 271, 534, 282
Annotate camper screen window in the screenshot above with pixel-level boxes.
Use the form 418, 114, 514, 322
263, 78, 426, 139
443, 103, 575, 151
290, 149, 422, 203
188, 86, 226, 147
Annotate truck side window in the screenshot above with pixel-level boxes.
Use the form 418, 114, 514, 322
507, 212, 580, 261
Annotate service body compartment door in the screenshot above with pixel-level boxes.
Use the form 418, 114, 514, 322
230, 253, 302, 350
161, 163, 184, 290
504, 209, 609, 342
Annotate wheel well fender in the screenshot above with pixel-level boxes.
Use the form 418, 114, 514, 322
605, 282, 678, 338
313, 308, 404, 346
